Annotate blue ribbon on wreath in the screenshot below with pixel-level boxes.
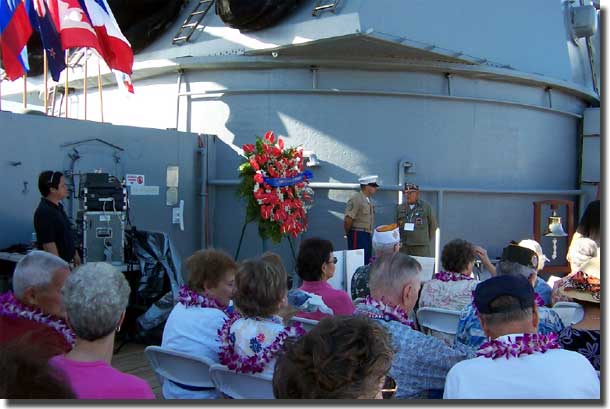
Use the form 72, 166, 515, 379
263, 170, 313, 187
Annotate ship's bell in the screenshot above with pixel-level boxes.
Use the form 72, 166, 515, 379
544, 212, 568, 237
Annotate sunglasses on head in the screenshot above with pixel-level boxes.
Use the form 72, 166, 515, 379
381, 376, 397, 399
48, 171, 57, 185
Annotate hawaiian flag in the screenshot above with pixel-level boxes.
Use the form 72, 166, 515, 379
79, 0, 133, 75
0, 0, 32, 80
113, 69, 133, 93
25, 0, 65, 81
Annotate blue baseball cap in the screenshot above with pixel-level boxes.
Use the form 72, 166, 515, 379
474, 275, 535, 314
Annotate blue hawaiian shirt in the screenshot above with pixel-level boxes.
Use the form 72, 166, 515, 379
534, 276, 552, 306
355, 302, 474, 399
454, 303, 565, 350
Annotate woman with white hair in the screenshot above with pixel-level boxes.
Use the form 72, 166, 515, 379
49, 263, 154, 399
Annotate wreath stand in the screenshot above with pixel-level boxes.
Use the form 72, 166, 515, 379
234, 220, 298, 264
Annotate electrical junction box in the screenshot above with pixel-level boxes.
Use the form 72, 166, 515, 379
82, 211, 125, 264
571, 5, 597, 38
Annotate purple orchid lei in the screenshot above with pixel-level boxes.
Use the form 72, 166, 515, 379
476, 333, 561, 360
471, 291, 545, 315
433, 271, 474, 282
177, 285, 239, 317
217, 314, 305, 374
357, 296, 416, 329
0, 292, 75, 347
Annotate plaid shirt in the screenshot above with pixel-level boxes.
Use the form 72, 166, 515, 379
454, 303, 565, 351
354, 303, 473, 399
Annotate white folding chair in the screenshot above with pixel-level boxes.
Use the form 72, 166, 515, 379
552, 301, 585, 326
144, 346, 215, 391
411, 256, 435, 282
209, 364, 274, 399
289, 316, 319, 332
416, 307, 461, 336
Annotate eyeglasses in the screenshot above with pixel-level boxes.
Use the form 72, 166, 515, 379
327, 256, 338, 264
48, 171, 57, 185
381, 376, 397, 399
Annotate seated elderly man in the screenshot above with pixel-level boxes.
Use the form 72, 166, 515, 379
0, 251, 73, 356
444, 275, 600, 399
351, 224, 400, 300
354, 253, 473, 399
454, 244, 564, 351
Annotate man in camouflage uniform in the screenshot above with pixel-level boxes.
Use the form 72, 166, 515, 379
351, 224, 401, 300
396, 183, 438, 257
344, 175, 378, 264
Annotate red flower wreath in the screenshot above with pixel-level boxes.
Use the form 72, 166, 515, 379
237, 131, 313, 242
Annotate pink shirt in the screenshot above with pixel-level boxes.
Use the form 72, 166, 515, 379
296, 280, 355, 320
49, 355, 155, 399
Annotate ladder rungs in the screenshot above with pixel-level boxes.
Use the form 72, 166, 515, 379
172, 0, 214, 45
312, 0, 340, 16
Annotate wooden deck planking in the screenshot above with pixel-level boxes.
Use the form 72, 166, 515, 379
112, 341, 163, 399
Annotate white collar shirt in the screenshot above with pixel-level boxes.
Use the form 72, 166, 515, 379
443, 333, 600, 399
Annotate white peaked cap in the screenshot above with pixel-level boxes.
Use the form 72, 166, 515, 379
358, 175, 379, 185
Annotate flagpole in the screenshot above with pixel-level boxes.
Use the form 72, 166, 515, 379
22, 74, 27, 109
43, 51, 49, 115
97, 60, 104, 122
64, 50, 69, 118
83, 49, 88, 120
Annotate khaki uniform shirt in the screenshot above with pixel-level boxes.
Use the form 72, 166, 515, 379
345, 191, 374, 233
396, 199, 437, 247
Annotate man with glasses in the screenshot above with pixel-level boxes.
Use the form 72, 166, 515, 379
33, 171, 80, 266
396, 183, 437, 257
344, 175, 379, 264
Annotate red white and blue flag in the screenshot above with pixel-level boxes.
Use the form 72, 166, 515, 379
113, 69, 133, 93
79, 0, 133, 75
0, 0, 32, 80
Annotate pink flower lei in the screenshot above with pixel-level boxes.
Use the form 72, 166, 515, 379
0, 292, 75, 347
476, 333, 561, 360
433, 271, 474, 282
217, 314, 305, 374
358, 296, 415, 329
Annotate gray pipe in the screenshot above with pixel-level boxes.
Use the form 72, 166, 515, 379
197, 144, 206, 249
208, 178, 583, 196
177, 88, 582, 119
175, 70, 183, 130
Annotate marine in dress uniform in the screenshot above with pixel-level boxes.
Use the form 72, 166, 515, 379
396, 183, 438, 257
344, 175, 378, 264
